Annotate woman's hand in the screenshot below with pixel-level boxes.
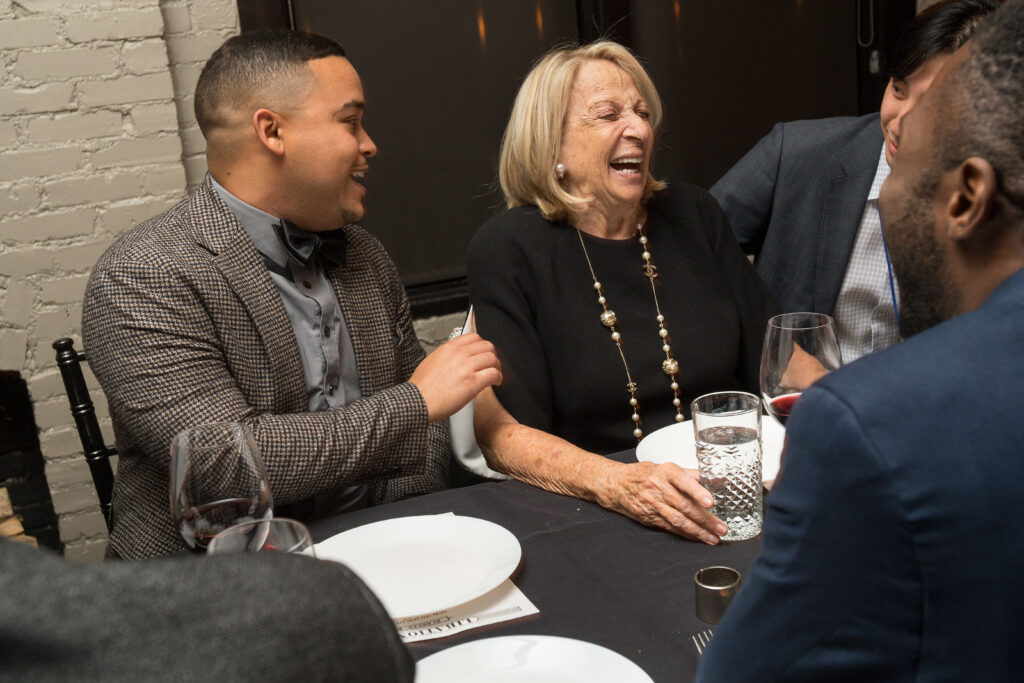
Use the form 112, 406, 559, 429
599, 461, 728, 544
475, 387, 728, 544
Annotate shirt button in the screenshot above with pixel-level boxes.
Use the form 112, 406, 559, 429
302, 280, 312, 289
327, 385, 335, 395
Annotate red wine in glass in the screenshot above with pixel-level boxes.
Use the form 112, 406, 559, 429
170, 422, 273, 551
179, 497, 271, 550
760, 313, 842, 427
206, 518, 315, 555
766, 392, 802, 426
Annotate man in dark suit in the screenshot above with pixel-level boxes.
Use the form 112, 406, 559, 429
0, 540, 413, 681
82, 31, 501, 558
697, 2, 1024, 679
711, 0, 1000, 362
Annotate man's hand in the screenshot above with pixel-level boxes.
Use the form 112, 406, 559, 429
410, 333, 502, 422
601, 461, 728, 544
780, 342, 830, 390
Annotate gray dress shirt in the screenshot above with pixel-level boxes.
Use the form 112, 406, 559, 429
212, 178, 366, 513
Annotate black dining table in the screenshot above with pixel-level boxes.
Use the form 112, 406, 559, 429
308, 449, 763, 683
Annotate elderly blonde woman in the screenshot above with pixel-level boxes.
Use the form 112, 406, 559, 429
467, 41, 778, 544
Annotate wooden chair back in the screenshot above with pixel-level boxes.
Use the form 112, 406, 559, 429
52, 338, 116, 531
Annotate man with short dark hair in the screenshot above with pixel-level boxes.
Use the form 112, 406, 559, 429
711, 0, 1001, 363
82, 31, 501, 559
697, 2, 1024, 679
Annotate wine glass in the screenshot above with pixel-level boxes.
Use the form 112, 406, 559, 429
170, 421, 273, 550
760, 313, 842, 426
207, 518, 315, 556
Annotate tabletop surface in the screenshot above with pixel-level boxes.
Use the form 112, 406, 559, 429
309, 450, 763, 683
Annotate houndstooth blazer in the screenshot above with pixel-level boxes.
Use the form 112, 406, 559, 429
83, 175, 449, 559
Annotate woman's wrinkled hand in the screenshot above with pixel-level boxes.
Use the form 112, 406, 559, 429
601, 461, 728, 544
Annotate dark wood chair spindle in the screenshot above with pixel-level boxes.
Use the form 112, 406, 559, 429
52, 338, 116, 532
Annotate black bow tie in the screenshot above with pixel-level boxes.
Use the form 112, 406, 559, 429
273, 219, 347, 267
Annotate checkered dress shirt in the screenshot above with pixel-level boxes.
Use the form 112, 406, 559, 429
833, 145, 901, 363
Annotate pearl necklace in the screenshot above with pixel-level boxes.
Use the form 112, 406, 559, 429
575, 221, 685, 442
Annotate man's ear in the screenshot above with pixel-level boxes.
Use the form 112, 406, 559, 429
253, 108, 285, 156
944, 156, 997, 243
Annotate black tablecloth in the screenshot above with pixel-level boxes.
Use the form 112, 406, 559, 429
309, 450, 763, 683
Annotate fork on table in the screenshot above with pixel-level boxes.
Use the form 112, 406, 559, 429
691, 629, 714, 655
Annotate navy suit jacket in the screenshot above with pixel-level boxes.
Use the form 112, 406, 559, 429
696, 267, 1024, 682
711, 114, 883, 314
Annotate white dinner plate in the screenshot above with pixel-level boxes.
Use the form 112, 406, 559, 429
314, 514, 521, 619
415, 635, 655, 683
635, 417, 786, 486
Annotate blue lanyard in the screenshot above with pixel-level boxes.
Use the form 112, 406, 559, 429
878, 220, 903, 340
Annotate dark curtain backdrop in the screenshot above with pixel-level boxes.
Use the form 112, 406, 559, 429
243, 0, 912, 300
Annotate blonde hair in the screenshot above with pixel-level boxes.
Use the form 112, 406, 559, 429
498, 40, 667, 223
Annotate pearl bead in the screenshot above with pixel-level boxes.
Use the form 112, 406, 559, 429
675, 413, 685, 422
631, 412, 640, 422
629, 397, 638, 406
671, 382, 679, 391
639, 236, 648, 245
656, 314, 664, 323
673, 397, 681, 407
658, 328, 668, 338
633, 428, 643, 438
598, 296, 606, 305
593, 281, 601, 290
641, 251, 651, 261
611, 331, 621, 342
662, 344, 670, 353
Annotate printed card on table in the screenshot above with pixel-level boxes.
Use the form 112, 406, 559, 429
394, 579, 539, 643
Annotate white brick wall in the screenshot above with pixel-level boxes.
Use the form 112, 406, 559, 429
0, 83, 75, 115
0, 0, 238, 565
162, 0, 239, 188
64, 8, 164, 43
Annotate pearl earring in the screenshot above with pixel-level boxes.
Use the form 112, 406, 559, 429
555, 163, 566, 180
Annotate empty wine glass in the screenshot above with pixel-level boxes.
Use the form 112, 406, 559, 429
170, 421, 273, 550
760, 313, 842, 427
207, 518, 315, 556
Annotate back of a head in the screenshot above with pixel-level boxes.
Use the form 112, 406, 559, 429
938, 0, 1024, 222
889, 0, 1003, 81
0, 540, 414, 682
194, 30, 346, 141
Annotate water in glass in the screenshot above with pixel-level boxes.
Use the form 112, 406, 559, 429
696, 425, 763, 541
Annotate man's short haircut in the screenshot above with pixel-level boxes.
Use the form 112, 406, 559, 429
194, 30, 346, 138
936, 0, 1024, 217
889, 0, 1002, 81
498, 40, 667, 223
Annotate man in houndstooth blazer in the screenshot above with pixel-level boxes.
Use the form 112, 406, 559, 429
82, 31, 501, 559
